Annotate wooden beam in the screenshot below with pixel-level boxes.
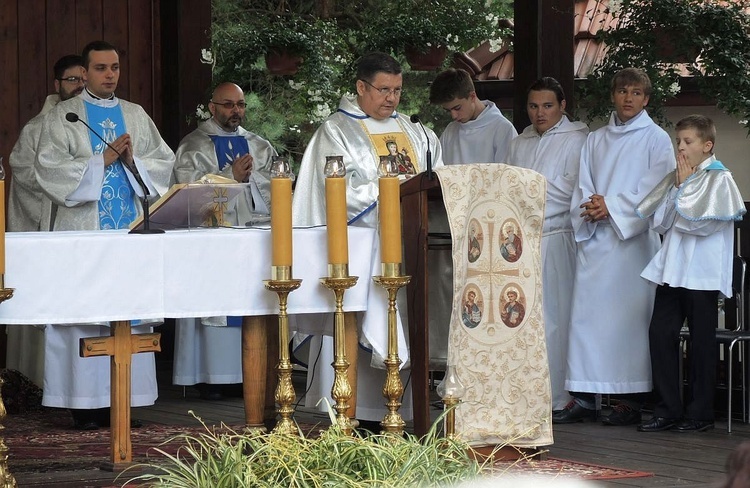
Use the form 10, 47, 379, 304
513, 0, 575, 132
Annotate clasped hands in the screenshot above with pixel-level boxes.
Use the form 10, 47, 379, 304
103, 133, 134, 168
580, 194, 609, 222
675, 152, 695, 188
231, 154, 253, 183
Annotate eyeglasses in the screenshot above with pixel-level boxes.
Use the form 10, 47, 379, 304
210, 100, 247, 110
58, 76, 83, 84
360, 79, 403, 97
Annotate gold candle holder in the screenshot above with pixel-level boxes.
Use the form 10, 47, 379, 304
320, 263, 358, 434
264, 266, 302, 435
372, 263, 410, 434
0, 276, 16, 488
442, 397, 459, 440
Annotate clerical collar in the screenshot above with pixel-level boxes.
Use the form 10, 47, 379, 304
84, 87, 115, 101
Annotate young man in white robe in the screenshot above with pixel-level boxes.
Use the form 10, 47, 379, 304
292, 52, 443, 426
172, 82, 276, 399
35, 41, 175, 429
553, 68, 675, 426
428, 68, 517, 165
506, 77, 589, 413
5, 54, 85, 388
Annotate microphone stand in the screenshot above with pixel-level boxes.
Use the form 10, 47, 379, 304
65, 112, 164, 234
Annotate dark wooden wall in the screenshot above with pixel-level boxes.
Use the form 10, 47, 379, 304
0, 0, 212, 175
0, 0, 211, 367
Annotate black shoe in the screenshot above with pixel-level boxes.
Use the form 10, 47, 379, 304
674, 418, 714, 432
552, 401, 597, 424
70, 408, 101, 430
602, 404, 642, 426
638, 416, 678, 432
196, 383, 224, 401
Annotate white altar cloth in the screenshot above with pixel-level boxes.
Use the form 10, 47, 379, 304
1, 226, 407, 364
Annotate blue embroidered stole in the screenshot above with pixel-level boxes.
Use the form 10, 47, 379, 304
84, 102, 137, 230
209, 135, 250, 171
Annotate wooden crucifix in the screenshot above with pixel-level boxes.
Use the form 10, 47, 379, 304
80, 320, 161, 469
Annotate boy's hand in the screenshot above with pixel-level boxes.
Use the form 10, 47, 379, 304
580, 194, 609, 222
675, 153, 694, 187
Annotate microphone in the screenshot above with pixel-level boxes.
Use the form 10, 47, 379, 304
65, 112, 163, 234
410, 114, 433, 180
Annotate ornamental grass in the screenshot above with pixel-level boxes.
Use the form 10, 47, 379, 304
121, 410, 490, 487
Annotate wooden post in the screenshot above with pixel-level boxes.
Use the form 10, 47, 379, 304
80, 321, 160, 470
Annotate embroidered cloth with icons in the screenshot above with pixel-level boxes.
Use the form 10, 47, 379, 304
436, 163, 552, 447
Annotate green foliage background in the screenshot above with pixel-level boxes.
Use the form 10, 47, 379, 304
207, 0, 513, 172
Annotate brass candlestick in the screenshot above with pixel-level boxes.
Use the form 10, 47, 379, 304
372, 262, 410, 434
0, 275, 17, 488
264, 265, 302, 435
437, 364, 466, 441
320, 263, 358, 434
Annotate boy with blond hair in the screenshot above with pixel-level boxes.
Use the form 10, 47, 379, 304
637, 114, 745, 432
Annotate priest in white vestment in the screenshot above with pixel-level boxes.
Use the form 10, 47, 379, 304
6, 55, 85, 387
34, 41, 175, 429
507, 77, 589, 412
554, 68, 675, 426
172, 82, 276, 398
292, 52, 443, 423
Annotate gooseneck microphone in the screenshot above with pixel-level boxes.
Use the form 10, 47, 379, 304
410, 114, 433, 180
65, 112, 163, 234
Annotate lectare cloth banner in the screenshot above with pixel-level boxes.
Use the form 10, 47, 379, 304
436, 163, 552, 447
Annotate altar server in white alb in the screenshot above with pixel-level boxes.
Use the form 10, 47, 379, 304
428, 68, 516, 165
172, 81, 276, 399
506, 77, 589, 413
292, 52, 442, 424
554, 68, 675, 427
637, 115, 745, 433
35, 40, 175, 430
5, 54, 85, 388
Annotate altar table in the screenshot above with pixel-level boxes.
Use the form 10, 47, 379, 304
0, 226, 391, 467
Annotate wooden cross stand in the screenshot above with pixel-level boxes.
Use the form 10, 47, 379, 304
80, 320, 161, 470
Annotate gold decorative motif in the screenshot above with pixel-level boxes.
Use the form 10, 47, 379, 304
263, 268, 302, 435
320, 274, 359, 434
372, 272, 411, 434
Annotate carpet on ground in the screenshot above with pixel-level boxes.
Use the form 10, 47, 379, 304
2, 408, 652, 481
492, 456, 653, 481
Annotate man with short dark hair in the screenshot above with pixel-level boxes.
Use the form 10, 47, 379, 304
5, 54, 85, 390
35, 40, 175, 429
292, 52, 444, 425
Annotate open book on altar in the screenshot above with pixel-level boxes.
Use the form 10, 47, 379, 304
129, 175, 267, 231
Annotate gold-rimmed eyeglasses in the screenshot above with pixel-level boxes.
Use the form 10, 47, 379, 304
360, 79, 403, 97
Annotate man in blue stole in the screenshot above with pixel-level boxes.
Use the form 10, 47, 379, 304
172, 82, 276, 399
35, 40, 175, 429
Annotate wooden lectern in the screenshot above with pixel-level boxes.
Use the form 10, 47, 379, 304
400, 172, 447, 436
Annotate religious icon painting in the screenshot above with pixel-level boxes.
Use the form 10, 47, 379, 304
467, 218, 483, 263
460, 284, 483, 329
500, 283, 526, 328
499, 218, 523, 263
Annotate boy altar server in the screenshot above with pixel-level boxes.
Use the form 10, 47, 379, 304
637, 115, 745, 433
554, 68, 675, 426
429, 68, 516, 164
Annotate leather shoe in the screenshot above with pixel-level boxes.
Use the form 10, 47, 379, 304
601, 404, 642, 426
638, 416, 677, 432
552, 402, 597, 424
674, 418, 714, 432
